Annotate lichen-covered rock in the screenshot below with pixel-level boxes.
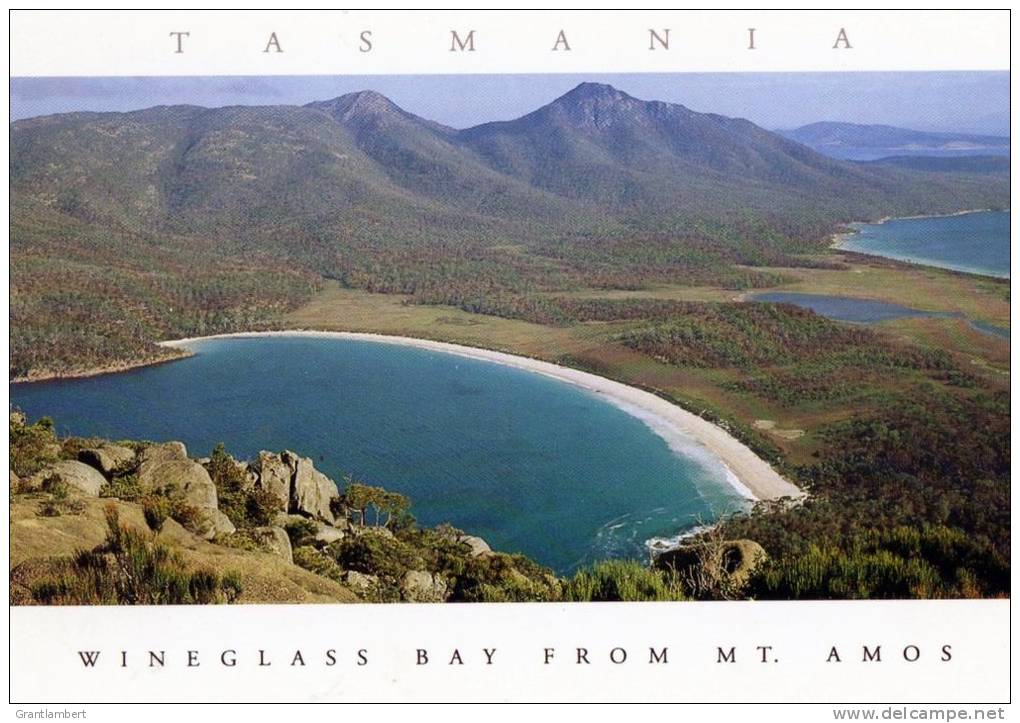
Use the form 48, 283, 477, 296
78, 445, 135, 476
251, 451, 292, 509
235, 460, 257, 491
459, 535, 491, 558
401, 570, 448, 602
34, 460, 108, 496
354, 525, 394, 540
344, 571, 378, 594
137, 442, 219, 511
191, 509, 236, 541
250, 526, 293, 563
314, 525, 346, 545
138, 441, 188, 464
283, 451, 339, 524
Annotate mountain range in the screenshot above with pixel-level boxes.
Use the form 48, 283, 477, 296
12, 83, 1008, 244
9, 82, 1010, 377
779, 121, 1010, 161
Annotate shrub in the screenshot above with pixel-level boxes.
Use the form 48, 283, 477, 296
10, 414, 59, 477
334, 533, 424, 582
99, 473, 144, 501
747, 525, 1009, 600
41, 474, 69, 500
293, 545, 344, 582
30, 505, 243, 605
141, 495, 172, 532
283, 518, 319, 548
563, 560, 687, 602
452, 553, 561, 603
36, 474, 85, 517
220, 572, 243, 602
207, 443, 283, 528
214, 530, 264, 552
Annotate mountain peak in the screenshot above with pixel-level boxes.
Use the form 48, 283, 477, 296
533, 82, 679, 132
555, 82, 636, 109
307, 90, 402, 120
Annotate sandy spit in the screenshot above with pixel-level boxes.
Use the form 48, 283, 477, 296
161, 330, 805, 503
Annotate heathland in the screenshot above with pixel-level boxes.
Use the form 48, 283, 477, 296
9, 83, 1010, 599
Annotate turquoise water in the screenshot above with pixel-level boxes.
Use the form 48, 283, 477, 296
837, 211, 1010, 278
9, 336, 748, 574
749, 292, 1009, 339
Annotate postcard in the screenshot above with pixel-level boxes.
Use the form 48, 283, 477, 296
6, 9, 1012, 710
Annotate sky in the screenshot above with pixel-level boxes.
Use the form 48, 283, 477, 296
9, 71, 1010, 135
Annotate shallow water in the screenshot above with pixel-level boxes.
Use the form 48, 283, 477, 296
749, 292, 1009, 339
9, 336, 750, 574
836, 210, 1010, 279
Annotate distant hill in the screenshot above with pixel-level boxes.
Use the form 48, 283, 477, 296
9, 83, 1011, 377
780, 121, 1010, 161
864, 155, 1010, 174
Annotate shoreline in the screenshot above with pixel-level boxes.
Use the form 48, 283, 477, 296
159, 330, 806, 504
9, 348, 192, 385
828, 208, 1010, 280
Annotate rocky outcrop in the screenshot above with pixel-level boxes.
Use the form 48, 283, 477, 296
344, 571, 378, 594
354, 525, 394, 540
459, 535, 491, 558
283, 451, 338, 524
135, 442, 227, 539
138, 443, 215, 504
78, 445, 135, 476
654, 538, 767, 591
251, 451, 291, 509
250, 526, 293, 564
247, 451, 344, 525
194, 509, 236, 540
401, 570, 448, 602
35, 460, 107, 496
314, 525, 346, 545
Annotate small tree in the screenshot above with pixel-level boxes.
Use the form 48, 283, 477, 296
380, 490, 410, 528
343, 479, 374, 528
342, 480, 410, 528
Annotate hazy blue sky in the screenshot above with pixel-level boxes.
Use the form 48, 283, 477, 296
10, 71, 1009, 134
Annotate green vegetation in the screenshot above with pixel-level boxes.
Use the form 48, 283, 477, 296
748, 526, 1008, 599
29, 506, 243, 605
38, 474, 86, 517
716, 387, 1009, 598
207, 443, 283, 529
563, 560, 687, 602
342, 480, 411, 528
9, 413, 58, 477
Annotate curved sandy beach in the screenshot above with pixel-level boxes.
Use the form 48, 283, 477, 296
161, 330, 805, 503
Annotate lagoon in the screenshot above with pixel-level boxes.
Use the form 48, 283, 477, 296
9, 335, 751, 574
835, 210, 1010, 279
748, 291, 1009, 339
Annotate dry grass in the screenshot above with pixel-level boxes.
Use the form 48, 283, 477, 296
10, 494, 358, 604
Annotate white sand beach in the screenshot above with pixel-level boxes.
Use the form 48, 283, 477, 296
162, 330, 805, 503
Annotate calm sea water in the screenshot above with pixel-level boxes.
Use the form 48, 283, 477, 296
749, 292, 1009, 339
836, 210, 1010, 278
9, 336, 748, 574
